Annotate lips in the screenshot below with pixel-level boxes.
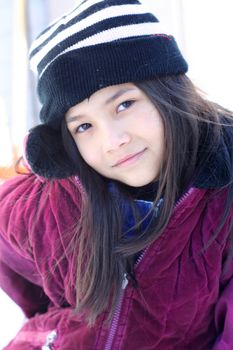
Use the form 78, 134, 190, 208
113, 149, 146, 167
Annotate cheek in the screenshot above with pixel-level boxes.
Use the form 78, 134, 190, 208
144, 114, 165, 161
151, 119, 164, 144
139, 109, 164, 143
75, 139, 100, 168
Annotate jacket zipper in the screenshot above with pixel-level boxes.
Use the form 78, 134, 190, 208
103, 274, 128, 350
103, 187, 194, 350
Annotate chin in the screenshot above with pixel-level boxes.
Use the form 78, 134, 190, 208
121, 177, 155, 187
122, 171, 160, 187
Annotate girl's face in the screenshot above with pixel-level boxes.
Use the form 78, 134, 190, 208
65, 83, 165, 187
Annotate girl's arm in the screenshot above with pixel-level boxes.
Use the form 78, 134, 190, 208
213, 239, 233, 349
0, 174, 52, 317
0, 173, 82, 318
0, 233, 50, 317
213, 278, 233, 349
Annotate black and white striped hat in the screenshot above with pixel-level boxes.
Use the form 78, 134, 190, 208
29, 0, 188, 128
26, 0, 188, 178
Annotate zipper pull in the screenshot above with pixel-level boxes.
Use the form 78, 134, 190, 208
42, 330, 57, 350
122, 273, 128, 289
127, 271, 138, 289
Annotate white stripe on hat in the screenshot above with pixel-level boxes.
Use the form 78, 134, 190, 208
38, 22, 170, 78
30, 4, 155, 73
29, 0, 105, 54
64, 22, 169, 50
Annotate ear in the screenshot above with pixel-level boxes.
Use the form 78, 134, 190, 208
25, 124, 78, 179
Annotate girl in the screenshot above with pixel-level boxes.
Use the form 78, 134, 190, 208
0, 1, 233, 349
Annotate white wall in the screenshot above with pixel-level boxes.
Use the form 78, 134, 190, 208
181, 0, 233, 109
143, 0, 233, 109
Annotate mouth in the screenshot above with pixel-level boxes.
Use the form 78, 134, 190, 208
113, 149, 146, 167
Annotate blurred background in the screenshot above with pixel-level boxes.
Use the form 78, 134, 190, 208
0, 0, 233, 348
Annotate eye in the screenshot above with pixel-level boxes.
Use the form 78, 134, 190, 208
117, 100, 135, 113
75, 123, 92, 134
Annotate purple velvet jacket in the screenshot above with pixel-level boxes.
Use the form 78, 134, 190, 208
0, 175, 232, 350
0, 127, 233, 349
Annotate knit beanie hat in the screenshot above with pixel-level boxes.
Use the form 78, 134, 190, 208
26, 0, 188, 179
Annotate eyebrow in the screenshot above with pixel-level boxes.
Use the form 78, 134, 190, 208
104, 88, 136, 105
66, 87, 136, 124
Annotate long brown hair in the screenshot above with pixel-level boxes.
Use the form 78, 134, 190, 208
61, 74, 233, 324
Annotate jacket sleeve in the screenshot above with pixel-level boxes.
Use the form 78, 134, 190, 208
0, 234, 50, 318
0, 174, 83, 318
212, 278, 233, 349
0, 175, 51, 317
212, 246, 233, 349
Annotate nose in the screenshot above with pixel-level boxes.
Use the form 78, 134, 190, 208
101, 122, 131, 153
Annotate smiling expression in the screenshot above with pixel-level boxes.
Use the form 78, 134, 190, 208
65, 83, 165, 187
